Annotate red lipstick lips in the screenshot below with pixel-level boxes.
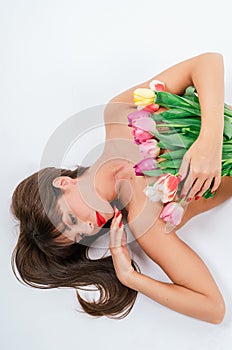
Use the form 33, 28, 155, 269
96, 211, 106, 226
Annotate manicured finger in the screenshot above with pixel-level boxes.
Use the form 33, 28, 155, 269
110, 223, 124, 248
180, 171, 195, 197
210, 175, 221, 193
121, 227, 127, 246
110, 208, 121, 226
178, 153, 190, 181
192, 178, 212, 198
187, 178, 207, 199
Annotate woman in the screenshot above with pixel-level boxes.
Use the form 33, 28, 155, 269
11, 52, 232, 323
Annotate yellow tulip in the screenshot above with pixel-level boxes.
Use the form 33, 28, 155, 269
133, 88, 156, 106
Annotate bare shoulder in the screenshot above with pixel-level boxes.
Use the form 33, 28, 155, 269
104, 101, 136, 124
103, 103, 137, 151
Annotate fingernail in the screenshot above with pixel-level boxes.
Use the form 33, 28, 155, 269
195, 196, 201, 200
113, 204, 116, 211
119, 222, 123, 228
180, 194, 185, 199
116, 211, 121, 218
211, 190, 215, 194
187, 197, 192, 202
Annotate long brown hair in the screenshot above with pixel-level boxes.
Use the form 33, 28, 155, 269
11, 165, 138, 318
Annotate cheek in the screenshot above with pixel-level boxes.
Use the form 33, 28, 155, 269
64, 191, 91, 221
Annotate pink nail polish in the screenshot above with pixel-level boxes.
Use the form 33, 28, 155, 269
187, 197, 192, 202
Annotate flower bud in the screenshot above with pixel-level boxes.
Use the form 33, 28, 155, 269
143, 173, 181, 203
149, 80, 165, 92
132, 128, 154, 144
127, 110, 151, 127
133, 157, 158, 176
133, 88, 156, 106
160, 202, 184, 226
138, 139, 160, 158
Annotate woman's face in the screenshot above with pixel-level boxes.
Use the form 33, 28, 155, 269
53, 176, 114, 244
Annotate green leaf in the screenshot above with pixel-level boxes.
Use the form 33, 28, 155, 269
224, 104, 232, 118
158, 149, 186, 160
184, 86, 197, 97
153, 131, 194, 149
157, 141, 181, 150
144, 168, 177, 175
155, 91, 201, 111
142, 169, 164, 177
159, 158, 183, 169
159, 168, 177, 175
223, 117, 232, 139
158, 117, 201, 129
152, 109, 197, 120
222, 153, 232, 160
223, 144, 232, 152
182, 92, 199, 104
181, 128, 200, 138
222, 159, 232, 166
222, 169, 229, 176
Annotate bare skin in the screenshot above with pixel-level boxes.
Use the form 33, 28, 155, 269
105, 104, 231, 324
55, 53, 232, 323
103, 103, 232, 231
106, 53, 232, 324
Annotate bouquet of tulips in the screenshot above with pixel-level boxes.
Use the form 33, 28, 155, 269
128, 80, 232, 230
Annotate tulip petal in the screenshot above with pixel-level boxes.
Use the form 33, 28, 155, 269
149, 80, 165, 92
133, 117, 157, 133
134, 88, 156, 99
134, 98, 155, 106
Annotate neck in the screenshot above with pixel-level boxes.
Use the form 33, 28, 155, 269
81, 157, 135, 205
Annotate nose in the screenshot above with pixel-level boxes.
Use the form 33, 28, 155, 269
88, 222, 95, 231
81, 221, 95, 234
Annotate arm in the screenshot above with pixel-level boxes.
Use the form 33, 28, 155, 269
108, 52, 225, 199
110, 208, 226, 324
108, 52, 224, 115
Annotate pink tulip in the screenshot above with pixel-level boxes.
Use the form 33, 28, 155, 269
132, 116, 157, 133
143, 173, 181, 203
133, 157, 158, 176
127, 110, 151, 127
149, 80, 165, 92
132, 128, 154, 144
138, 139, 160, 158
160, 202, 184, 226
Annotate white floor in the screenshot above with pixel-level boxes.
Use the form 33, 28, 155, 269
1, 1, 232, 349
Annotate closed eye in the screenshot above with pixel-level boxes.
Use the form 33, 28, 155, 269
69, 213, 77, 225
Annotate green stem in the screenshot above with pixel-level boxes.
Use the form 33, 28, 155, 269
157, 124, 187, 128
178, 197, 186, 205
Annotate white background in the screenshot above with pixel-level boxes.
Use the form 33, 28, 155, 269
1, 0, 232, 349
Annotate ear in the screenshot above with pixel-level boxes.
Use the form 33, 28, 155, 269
52, 176, 77, 189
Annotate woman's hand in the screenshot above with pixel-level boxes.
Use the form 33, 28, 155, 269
109, 207, 135, 286
178, 134, 222, 200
